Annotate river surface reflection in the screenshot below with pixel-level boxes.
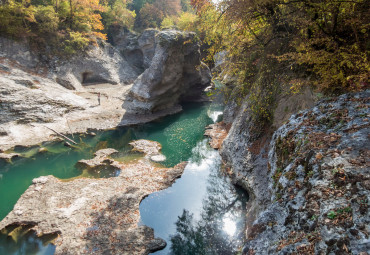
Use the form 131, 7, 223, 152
140, 139, 248, 255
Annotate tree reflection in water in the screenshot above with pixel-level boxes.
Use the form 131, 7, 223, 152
170, 165, 248, 255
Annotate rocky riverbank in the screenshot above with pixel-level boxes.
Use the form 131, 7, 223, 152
0, 140, 187, 254
219, 91, 370, 254
0, 29, 210, 152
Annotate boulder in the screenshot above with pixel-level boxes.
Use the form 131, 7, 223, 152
0, 152, 20, 163
129, 139, 166, 162
76, 148, 118, 169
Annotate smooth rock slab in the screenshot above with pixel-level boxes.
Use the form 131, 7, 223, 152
76, 148, 119, 169
129, 139, 166, 162
0, 155, 186, 254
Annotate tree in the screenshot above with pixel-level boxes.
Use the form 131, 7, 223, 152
176, 12, 197, 31
137, 0, 181, 29
105, 0, 136, 29
34, 5, 59, 33
0, 0, 36, 36
67, 0, 106, 39
161, 16, 175, 29
193, 0, 369, 96
138, 2, 163, 28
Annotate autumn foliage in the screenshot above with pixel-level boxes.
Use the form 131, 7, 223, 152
0, 0, 192, 53
193, 0, 369, 95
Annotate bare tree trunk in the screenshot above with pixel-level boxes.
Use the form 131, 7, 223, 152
69, 0, 73, 29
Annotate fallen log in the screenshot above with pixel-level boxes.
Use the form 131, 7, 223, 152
45, 126, 78, 145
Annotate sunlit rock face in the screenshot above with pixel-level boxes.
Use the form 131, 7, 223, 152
129, 139, 166, 162
121, 30, 211, 125
0, 36, 140, 91
204, 122, 228, 149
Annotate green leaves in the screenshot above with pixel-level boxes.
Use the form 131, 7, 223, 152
327, 210, 337, 219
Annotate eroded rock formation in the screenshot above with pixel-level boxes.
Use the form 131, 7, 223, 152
0, 29, 211, 151
121, 30, 211, 125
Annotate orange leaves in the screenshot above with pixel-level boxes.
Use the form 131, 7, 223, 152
315, 153, 323, 160
75, 0, 107, 13
93, 32, 107, 41
90, 14, 104, 30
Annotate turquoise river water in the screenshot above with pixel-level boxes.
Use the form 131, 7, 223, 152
0, 102, 247, 254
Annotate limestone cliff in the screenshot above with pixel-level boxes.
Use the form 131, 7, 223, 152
220, 91, 370, 254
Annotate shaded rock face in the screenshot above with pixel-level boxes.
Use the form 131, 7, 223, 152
110, 28, 157, 73
221, 97, 272, 233
212, 50, 228, 75
0, 143, 187, 255
121, 30, 211, 123
0, 37, 39, 69
222, 91, 370, 254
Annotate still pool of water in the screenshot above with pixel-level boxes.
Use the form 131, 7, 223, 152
140, 139, 248, 255
0, 102, 247, 254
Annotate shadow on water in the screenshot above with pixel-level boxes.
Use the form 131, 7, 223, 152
0, 103, 211, 220
0, 224, 58, 255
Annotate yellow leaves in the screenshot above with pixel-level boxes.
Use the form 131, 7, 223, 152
177, 12, 197, 31
160, 16, 176, 29
73, 0, 106, 33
